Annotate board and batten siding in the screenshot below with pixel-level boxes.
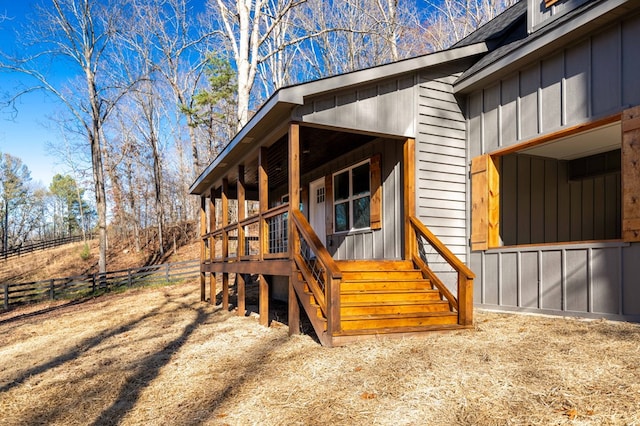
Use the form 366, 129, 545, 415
293, 75, 416, 138
527, 0, 590, 33
468, 11, 640, 158
500, 154, 621, 246
471, 242, 640, 320
467, 11, 640, 321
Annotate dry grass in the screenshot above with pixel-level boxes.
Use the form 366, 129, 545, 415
1, 279, 639, 426
0, 240, 199, 284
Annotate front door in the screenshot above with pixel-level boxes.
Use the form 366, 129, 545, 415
309, 177, 326, 246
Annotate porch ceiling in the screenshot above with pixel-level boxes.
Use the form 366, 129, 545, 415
266, 127, 379, 189
520, 122, 620, 160
217, 126, 380, 192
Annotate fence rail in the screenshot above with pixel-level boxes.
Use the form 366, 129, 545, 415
0, 235, 89, 261
2, 259, 200, 310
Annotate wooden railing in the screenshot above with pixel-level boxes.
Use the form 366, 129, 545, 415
2, 259, 199, 310
0, 234, 90, 261
408, 216, 475, 326
291, 209, 342, 334
202, 204, 290, 263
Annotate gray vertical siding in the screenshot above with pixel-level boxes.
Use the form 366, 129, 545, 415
528, 0, 591, 33
468, 11, 640, 321
468, 12, 640, 151
471, 242, 640, 321
294, 75, 416, 138
499, 154, 621, 245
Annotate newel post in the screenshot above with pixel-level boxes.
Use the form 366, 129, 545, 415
458, 275, 474, 326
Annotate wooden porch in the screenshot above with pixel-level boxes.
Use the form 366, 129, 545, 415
197, 123, 475, 346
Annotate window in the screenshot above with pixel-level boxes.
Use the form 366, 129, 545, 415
470, 109, 640, 249
333, 160, 371, 233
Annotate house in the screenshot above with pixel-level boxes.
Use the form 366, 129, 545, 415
190, 0, 640, 346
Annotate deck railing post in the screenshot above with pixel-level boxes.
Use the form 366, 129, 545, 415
3, 284, 8, 310
166, 263, 170, 282
458, 274, 474, 326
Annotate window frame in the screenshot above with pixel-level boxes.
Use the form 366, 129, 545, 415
332, 159, 372, 234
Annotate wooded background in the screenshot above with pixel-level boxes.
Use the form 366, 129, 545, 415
0, 0, 515, 271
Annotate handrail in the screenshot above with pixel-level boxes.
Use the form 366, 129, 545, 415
291, 210, 342, 280
238, 214, 260, 227
263, 203, 289, 219
291, 209, 342, 333
409, 216, 474, 279
409, 216, 475, 326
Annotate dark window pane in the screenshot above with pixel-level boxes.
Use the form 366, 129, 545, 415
352, 163, 370, 196
334, 171, 349, 201
353, 196, 370, 229
335, 202, 349, 232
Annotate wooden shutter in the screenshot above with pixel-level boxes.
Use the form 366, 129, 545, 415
370, 153, 382, 230
622, 106, 640, 242
471, 154, 500, 251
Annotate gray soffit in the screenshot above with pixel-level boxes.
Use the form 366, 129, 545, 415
454, 0, 634, 93
189, 42, 488, 195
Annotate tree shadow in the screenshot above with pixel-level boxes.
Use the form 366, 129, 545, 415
0, 297, 206, 394
0, 296, 95, 326
90, 306, 215, 426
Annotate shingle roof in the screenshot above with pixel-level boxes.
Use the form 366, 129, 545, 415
457, 0, 608, 85
451, 1, 527, 49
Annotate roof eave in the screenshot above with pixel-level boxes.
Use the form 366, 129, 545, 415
190, 42, 489, 195
453, 0, 632, 94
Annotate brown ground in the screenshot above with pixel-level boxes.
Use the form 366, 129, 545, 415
1, 278, 639, 425
0, 239, 199, 284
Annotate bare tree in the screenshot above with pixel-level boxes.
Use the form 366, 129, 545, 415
1, 0, 139, 272
125, 0, 210, 178
421, 0, 516, 51
205, 0, 311, 128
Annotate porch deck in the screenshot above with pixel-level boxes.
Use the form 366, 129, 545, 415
199, 203, 474, 346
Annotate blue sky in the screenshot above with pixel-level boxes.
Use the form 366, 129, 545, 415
0, 0, 64, 186
1, 0, 426, 187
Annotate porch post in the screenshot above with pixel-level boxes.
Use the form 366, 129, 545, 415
222, 179, 230, 310
208, 187, 216, 304
237, 165, 246, 258
199, 195, 206, 302
259, 274, 269, 327
288, 122, 300, 254
259, 147, 269, 260
288, 276, 301, 335
288, 122, 301, 335
403, 138, 416, 261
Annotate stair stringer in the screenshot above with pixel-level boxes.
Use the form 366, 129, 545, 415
290, 262, 334, 347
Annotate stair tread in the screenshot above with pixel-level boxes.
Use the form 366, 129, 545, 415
341, 299, 448, 307
342, 311, 456, 320
333, 323, 468, 337
342, 278, 429, 282
341, 289, 439, 295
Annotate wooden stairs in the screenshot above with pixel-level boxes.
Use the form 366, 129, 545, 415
294, 259, 468, 346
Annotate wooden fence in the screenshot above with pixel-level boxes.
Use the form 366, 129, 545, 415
2, 259, 200, 310
0, 235, 89, 261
